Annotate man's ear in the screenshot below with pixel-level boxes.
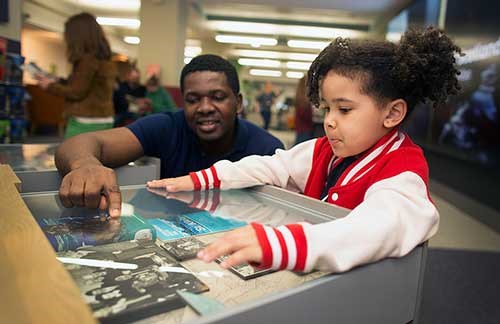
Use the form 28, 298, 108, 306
384, 99, 407, 128
236, 94, 243, 114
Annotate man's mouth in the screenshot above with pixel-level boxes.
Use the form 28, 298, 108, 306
197, 119, 220, 132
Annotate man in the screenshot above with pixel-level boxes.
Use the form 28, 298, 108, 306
256, 81, 280, 130
55, 54, 284, 217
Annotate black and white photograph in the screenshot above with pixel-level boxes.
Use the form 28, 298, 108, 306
160, 237, 206, 261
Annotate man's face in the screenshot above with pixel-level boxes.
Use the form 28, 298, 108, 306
183, 71, 242, 143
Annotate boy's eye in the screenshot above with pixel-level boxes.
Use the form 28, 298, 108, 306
339, 107, 351, 113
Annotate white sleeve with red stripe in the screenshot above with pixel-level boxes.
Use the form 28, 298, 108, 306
251, 172, 439, 273
189, 139, 316, 192
251, 222, 312, 271
304, 171, 439, 272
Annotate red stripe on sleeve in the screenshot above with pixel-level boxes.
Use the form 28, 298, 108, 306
251, 223, 273, 269
286, 224, 308, 271
189, 172, 201, 191
210, 166, 221, 189
273, 228, 288, 270
201, 169, 210, 190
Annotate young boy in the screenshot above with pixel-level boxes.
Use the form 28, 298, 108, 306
147, 28, 462, 273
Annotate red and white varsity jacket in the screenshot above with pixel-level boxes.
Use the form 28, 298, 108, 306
189, 129, 439, 273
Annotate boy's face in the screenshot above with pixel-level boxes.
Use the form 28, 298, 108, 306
182, 71, 242, 143
320, 71, 391, 158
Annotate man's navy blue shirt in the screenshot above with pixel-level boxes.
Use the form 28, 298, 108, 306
127, 111, 284, 178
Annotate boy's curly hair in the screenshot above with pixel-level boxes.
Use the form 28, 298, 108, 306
307, 27, 462, 117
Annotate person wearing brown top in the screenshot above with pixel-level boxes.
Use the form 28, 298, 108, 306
37, 12, 116, 138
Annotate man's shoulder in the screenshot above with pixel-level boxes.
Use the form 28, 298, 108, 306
128, 111, 186, 131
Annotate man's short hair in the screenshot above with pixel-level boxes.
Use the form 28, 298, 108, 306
180, 54, 240, 95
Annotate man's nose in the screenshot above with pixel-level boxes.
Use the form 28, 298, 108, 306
198, 96, 215, 113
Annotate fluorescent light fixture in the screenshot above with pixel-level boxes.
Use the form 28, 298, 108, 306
123, 36, 140, 44
238, 58, 281, 68
286, 61, 311, 71
288, 39, 330, 50
72, 0, 140, 11
286, 71, 304, 79
184, 57, 193, 64
210, 21, 364, 39
185, 46, 202, 57
230, 49, 317, 62
96, 17, 140, 29
215, 35, 277, 47
249, 69, 282, 77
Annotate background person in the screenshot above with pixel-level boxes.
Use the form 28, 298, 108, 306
36, 12, 116, 138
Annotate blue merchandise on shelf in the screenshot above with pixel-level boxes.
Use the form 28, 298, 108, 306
9, 117, 26, 142
4, 53, 24, 84
0, 84, 6, 113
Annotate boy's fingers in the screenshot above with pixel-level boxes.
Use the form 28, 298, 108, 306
219, 248, 256, 269
146, 179, 168, 188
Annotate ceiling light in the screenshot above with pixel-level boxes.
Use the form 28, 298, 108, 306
230, 49, 317, 62
288, 39, 330, 50
185, 46, 202, 57
210, 21, 364, 39
238, 58, 281, 68
72, 0, 140, 11
215, 35, 277, 47
249, 69, 282, 77
96, 17, 140, 29
286, 61, 311, 71
123, 36, 140, 44
286, 71, 304, 79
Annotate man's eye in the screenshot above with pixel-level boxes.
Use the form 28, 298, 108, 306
339, 107, 351, 113
185, 96, 198, 103
213, 94, 227, 101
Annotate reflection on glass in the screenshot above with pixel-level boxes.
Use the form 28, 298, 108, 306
0, 144, 57, 171
23, 187, 313, 252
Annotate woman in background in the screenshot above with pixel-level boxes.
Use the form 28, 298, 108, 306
37, 12, 116, 138
294, 76, 314, 145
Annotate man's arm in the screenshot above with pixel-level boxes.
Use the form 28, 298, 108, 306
55, 127, 144, 217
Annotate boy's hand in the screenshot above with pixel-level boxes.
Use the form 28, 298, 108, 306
197, 225, 262, 269
146, 175, 194, 192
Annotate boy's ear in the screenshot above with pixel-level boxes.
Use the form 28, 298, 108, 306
384, 99, 407, 128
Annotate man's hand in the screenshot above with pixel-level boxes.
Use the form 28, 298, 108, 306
146, 175, 194, 192
197, 226, 262, 269
59, 165, 122, 218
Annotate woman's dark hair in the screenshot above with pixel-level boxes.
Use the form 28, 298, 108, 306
307, 27, 462, 117
180, 54, 239, 95
64, 12, 112, 63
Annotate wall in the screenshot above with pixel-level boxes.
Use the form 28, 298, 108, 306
20, 27, 70, 83
0, 0, 21, 40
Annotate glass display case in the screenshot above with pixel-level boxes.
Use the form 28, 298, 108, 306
22, 185, 426, 324
0, 143, 159, 192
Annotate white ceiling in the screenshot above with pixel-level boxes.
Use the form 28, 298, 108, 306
28, 0, 413, 81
